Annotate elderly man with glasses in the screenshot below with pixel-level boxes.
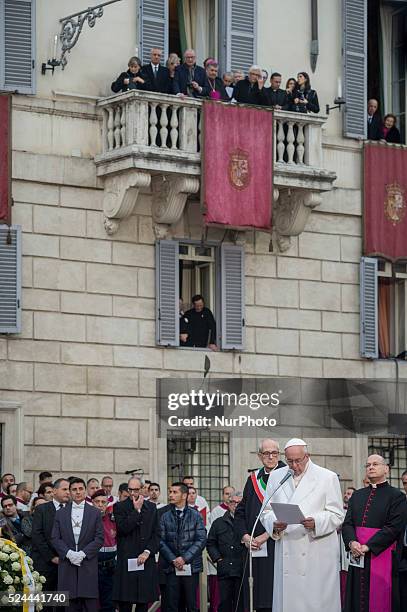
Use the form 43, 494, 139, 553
261, 438, 344, 612
234, 438, 285, 612
112, 476, 160, 612
234, 65, 264, 105
342, 455, 407, 612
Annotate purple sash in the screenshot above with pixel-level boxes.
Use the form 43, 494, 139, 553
356, 526, 396, 612
210, 90, 221, 100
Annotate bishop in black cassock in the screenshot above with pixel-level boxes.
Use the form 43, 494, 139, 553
342, 455, 407, 612
234, 439, 285, 612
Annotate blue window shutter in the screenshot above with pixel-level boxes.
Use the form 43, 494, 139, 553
343, 0, 367, 138
221, 244, 245, 350
156, 239, 179, 346
0, 0, 36, 94
220, 0, 257, 74
138, 0, 168, 66
0, 225, 22, 334
360, 256, 378, 359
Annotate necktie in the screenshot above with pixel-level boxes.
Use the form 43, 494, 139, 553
154, 66, 158, 79
59, 503, 64, 509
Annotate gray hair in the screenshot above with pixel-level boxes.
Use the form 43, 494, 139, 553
127, 475, 143, 486
249, 65, 262, 73
258, 439, 280, 453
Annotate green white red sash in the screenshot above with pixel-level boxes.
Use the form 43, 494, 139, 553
251, 469, 267, 503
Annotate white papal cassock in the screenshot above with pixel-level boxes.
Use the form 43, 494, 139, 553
261, 460, 344, 612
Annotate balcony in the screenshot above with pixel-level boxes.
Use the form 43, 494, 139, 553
95, 90, 336, 246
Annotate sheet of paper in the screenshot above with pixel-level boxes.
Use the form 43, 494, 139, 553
251, 542, 268, 558
346, 551, 365, 569
270, 502, 306, 525
128, 558, 144, 571
175, 563, 192, 576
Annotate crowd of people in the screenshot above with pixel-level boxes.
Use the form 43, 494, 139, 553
111, 47, 320, 113
0, 442, 406, 612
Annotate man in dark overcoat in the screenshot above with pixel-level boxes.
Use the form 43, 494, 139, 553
112, 476, 160, 612
51, 477, 104, 612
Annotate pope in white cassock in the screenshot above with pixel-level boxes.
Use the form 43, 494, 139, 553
261, 438, 344, 612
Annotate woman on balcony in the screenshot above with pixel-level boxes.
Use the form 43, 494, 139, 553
111, 56, 151, 94
285, 77, 296, 107
381, 113, 402, 144
291, 72, 320, 113
166, 53, 181, 94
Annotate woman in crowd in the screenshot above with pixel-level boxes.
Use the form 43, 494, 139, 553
111, 56, 150, 93
20, 497, 47, 555
200, 60, 229, 101
285, 77, 296, 107
166, 52, 180, 94
381, 113, 401, 143
291, 71, 320, 113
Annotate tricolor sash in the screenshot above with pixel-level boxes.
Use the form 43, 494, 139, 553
251, 469, 266, 504
356, 526, 396, 612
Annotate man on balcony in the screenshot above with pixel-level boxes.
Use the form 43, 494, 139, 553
367, 99, 381, 140
173, 49, 206, 98
141, 48, 171, 94
258, 72, 289, 110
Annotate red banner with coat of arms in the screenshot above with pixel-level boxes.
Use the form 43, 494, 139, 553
201, 101, 273, 230
364, 143, 407, 261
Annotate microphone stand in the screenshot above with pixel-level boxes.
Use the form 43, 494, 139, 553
248, 471, 293, 612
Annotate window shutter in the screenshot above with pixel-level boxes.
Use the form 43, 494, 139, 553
360, 256, 378, 359
221, 244, 245, 350
219, 0, 257, 74
138, 0, 168, 66
0, 0, 36, 94
156, 239, 179, 346
0, 225, 22, 334
342, 0, 367, 138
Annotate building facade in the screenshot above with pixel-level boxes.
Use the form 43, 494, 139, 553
0, 0, 406, 502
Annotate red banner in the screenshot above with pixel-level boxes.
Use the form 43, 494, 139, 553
202, 102, 273, 230
364, 142, 407, 261
0, 94, 11, 224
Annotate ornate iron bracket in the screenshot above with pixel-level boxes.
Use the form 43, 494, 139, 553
42, 0, 122, 75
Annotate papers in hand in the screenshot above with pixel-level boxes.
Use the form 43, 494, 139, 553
251, 542, 268, 558
175, 563, 192, 576
128, 558, 144, 571
270, 502, 306, 525
346, 551, 365, 568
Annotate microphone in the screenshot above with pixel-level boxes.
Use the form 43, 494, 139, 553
248, 468, 294, 612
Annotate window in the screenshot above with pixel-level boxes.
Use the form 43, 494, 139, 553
0, 0, 36, 94
360, 256, 407, 359
0, 225, 22, 334
167, 430, 230, 507
369, 437, 407, 488
156, 239, 245, 350
391, 8, 406, 142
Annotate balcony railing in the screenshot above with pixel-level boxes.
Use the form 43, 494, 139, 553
95, 90, 335, 191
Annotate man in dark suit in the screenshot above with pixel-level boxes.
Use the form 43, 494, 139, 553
52, 477, 104, 612
141, 47, 171, 94
367, 98, 381, 140
173, 49, 206, 97
31, 478, 71, 593
258, 72, 288, 109
113, 476, 160, 612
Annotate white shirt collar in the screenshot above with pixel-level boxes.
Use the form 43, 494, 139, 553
151, 63, 159, 71
72, 501, 85, 510
53, 499, 65, 511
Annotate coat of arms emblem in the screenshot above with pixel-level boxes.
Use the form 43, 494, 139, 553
228, 148, 250, 190
384, 182, 405, 226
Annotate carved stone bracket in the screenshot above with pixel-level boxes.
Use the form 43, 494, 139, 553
273, 188, 322, 252
102, 171, 151, 234
151, 175, 200, 237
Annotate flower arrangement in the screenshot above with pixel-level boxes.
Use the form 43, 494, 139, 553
0, 538, 46, 612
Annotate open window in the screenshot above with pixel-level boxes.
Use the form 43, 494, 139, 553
360, 256, 407, 359
156, 239, 245, 350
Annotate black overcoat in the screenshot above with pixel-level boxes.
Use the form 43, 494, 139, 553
112, 497, 160, 603
51, 502, 104, 599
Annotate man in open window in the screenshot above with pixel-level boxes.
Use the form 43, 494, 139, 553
183, 294, 218, 350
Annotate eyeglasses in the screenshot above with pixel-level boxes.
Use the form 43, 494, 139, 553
260, 451, 279, 458
286, 455, 307, 465
128, 487, 141, 493
365, 462, 386, 468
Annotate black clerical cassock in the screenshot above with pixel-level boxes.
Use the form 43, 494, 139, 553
234, 462, 285, 612
342, 482, 407, 612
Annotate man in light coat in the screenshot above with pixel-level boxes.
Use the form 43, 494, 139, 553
261, 438, 344, 612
